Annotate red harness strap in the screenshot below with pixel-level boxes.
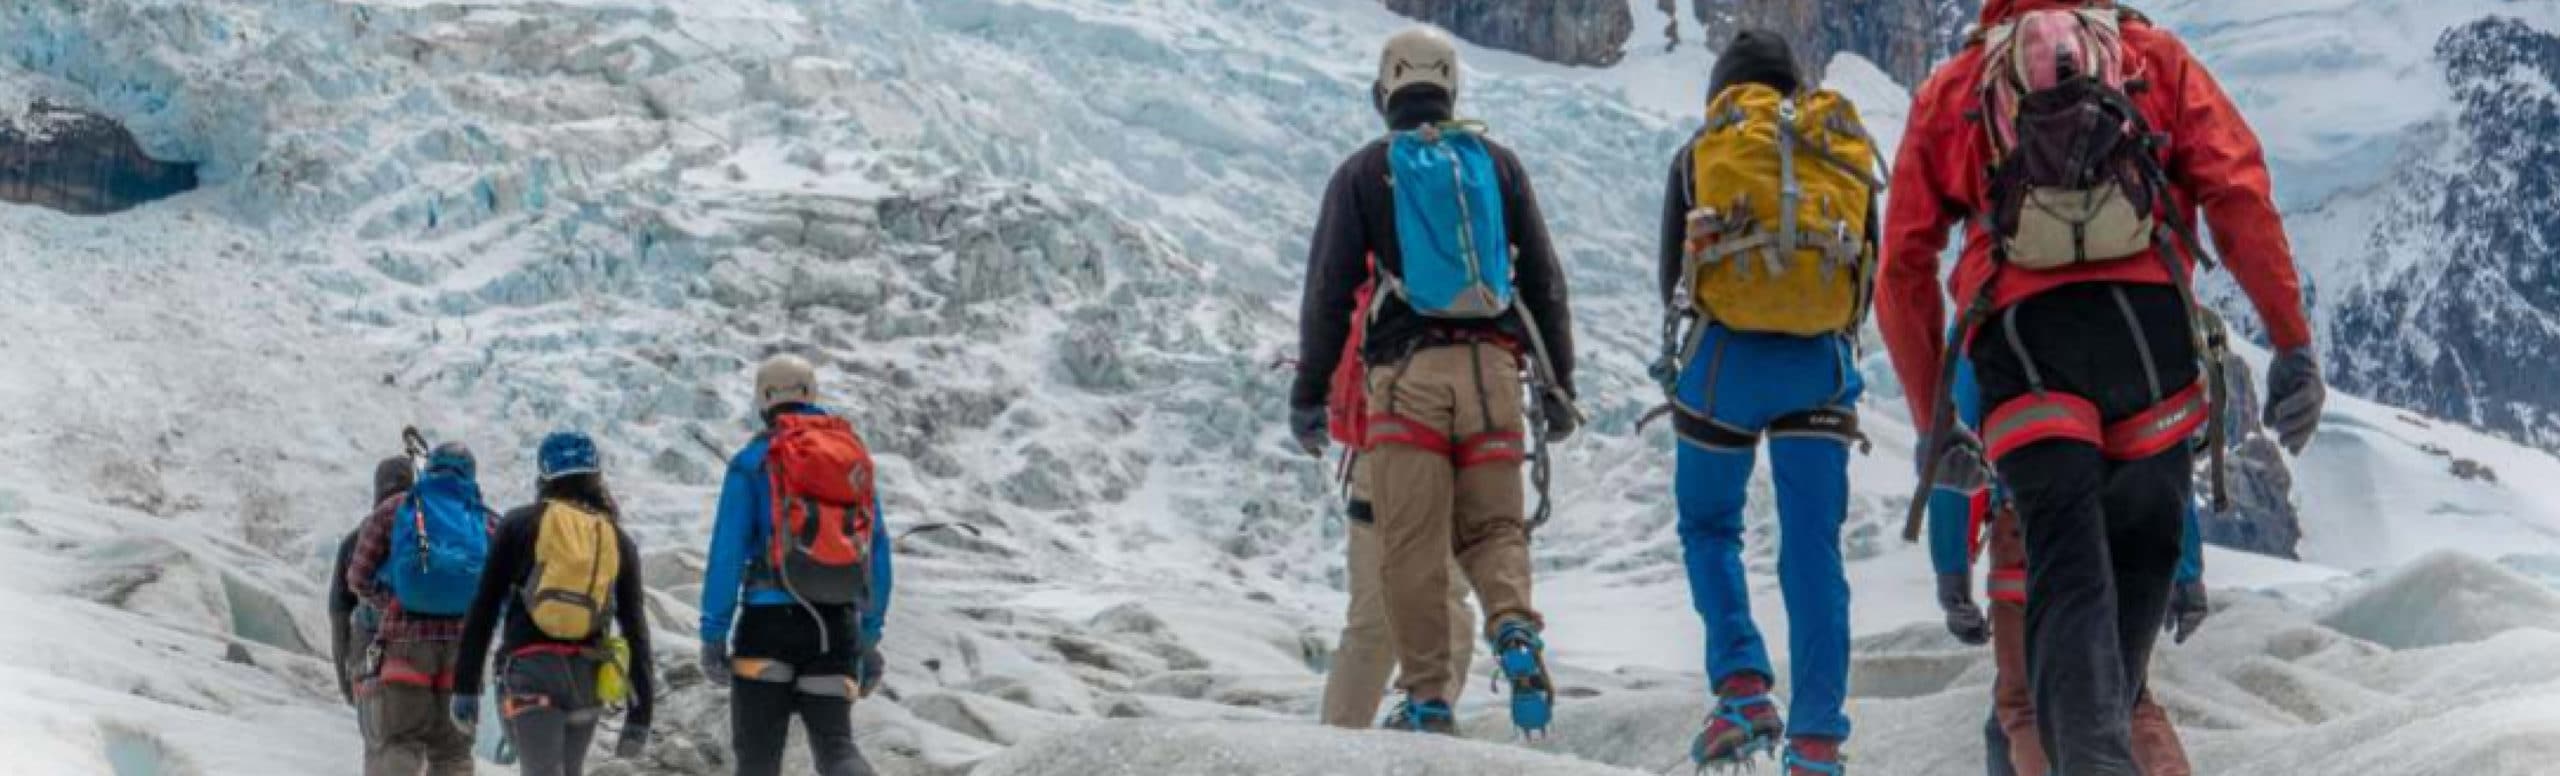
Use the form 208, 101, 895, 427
379, 656, 456, 691
1363, 414, 1452, 457
1982, 392, 2102, 460
2102, 381, 2208, 461
1364, 414, 1522, 469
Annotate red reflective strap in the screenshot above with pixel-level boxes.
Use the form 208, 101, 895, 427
1966, 489, 1993, 560
509, 643, 585, 659
1982, 392, 2102, 460
1363, 414, 1453, 456
1988, 567, 2028, 605
380, 656, 455, 691
2103, 381, 2208, 461
1453, 431, 1526, 468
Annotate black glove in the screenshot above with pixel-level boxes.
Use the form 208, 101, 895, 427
1936, 573, 1989, 645
1929, 427, 1990, 494
615, 724, 648, 758
858, 645, 886, 697
1289, 405, 1329, 457
2264, 347, 2325, 454
2165, 580, 2210, 644
700, 642, 732, 688
1539, 391, 1579, 443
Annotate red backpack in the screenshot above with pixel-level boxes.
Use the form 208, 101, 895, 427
765, 414, 877, 606
1326, 259, 1379, 447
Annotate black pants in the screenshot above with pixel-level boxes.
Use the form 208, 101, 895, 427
732, 604, 872, 776
504, 652, 603, 776
1970, 283, 2195, 776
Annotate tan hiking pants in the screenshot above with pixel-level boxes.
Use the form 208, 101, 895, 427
1320, 518, 1476, 727
360, 638, 474, 776
1990, 505, 2191, 776
1363, 342, 1540, 700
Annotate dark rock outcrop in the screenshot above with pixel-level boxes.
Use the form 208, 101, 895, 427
1381, 0, 1633, 67
2327, 17, 2560, 451
0, 101, 197, 214
1692, 0, 1980, 87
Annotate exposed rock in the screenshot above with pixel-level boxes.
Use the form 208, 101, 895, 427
1692, 0, 1980, 87
0, 101, 198, 214
1380, 0, 1632, 67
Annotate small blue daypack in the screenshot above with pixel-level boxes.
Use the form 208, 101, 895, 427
1386, 122, 1512, 319
385, 456, 489, 617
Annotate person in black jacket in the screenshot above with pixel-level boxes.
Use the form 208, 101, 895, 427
1289, 26, 1577, 735
451, 431, 655, 776
335, 457, 415, 706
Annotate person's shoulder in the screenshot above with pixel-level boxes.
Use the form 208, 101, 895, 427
2122, 19, 2201, 77
1331, 140, 1391, 182
1913, 45, 1988, 111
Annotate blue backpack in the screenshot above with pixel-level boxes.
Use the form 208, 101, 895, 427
1386, 122, 1512, 320
385, 464, 490, 617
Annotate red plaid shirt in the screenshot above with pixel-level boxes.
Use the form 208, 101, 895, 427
346, 492, 496, 642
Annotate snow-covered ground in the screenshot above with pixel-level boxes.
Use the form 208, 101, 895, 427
1, 0, 2557, 774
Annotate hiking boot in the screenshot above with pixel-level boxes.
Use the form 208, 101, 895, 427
1492, 619, 1554, 736
1380, 698, 1457, 735
1692, 674, 1784, 766
1782, 738, 1844, 775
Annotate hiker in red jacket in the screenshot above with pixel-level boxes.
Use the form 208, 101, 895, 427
1876, 3, 2324, 774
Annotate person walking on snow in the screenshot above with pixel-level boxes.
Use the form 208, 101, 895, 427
348, 443, 498, 776
1289, 25, 1579, 736
1926, 354, 2206, 776
1321, 456, 1478, 729
699, 354, 895, 776
451, 431, 658, 776
338, 457, 417, 708
1878, 3, 2325, 774
1660, 30, 1882, 776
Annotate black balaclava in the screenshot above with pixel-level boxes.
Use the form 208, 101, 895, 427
1377, 84, 1455, 131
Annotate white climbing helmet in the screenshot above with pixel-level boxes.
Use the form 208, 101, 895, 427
755, 354, 820, 411
1377, 26, 1461, 101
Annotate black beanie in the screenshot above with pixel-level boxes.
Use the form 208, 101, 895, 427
372, 456, 414, 503
1710, 30, 1803, 97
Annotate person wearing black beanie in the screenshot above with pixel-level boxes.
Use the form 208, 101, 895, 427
1710, 29, 1804, 97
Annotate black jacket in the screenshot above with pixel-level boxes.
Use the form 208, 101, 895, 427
1291, 116, 1576, 409
453, 501, 656, 730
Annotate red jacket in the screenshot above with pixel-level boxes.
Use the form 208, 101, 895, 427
1877, 0, 2313, 431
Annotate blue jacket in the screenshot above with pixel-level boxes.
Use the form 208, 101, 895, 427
699, 408, 894, 648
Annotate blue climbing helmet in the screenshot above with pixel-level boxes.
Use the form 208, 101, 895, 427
538, 430, 600, 481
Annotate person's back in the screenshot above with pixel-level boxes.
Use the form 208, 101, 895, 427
336, 456, 416, 707
346, 443, 492, 776
1878, 3, 2326, 774
699, 355, 894, 776
1660, 30, 1879, 776
451, 432, 656, 776
1286, 25, 1576, 738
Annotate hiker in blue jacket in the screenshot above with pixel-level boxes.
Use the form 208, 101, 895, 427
699, 354, 894, 776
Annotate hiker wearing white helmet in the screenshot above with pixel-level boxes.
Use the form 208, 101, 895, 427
1290, 25, 1579, 737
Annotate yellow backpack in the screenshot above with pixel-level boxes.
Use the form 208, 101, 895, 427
1681, 84, 1883, 336
524, 499, 621, 641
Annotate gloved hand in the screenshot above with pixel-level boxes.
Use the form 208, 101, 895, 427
1936, 573, 1990, 646
615, 724, 648, 758
2165, 580, 2210, 644
700, 642, 732, 688
2263, 347, 2325, 454
1539, 391, 1579, 443
1929, 427, 1990, 494
448, 695, 479, 732
858, 645, 886, 698
1289, 405, 1329, 458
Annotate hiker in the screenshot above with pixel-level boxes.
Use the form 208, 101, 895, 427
1878, 2, 2325, 773
451, 431, 657, 776
1655, 30, 1882, 775
1288, 25, 1577, 736
348, 442, 499, 776
1927, 357, 2207, 776
338, 457, 417, 707
1321, 458, 1478, 729
700, 355, 895, 776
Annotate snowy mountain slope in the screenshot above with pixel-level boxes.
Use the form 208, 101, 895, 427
2, 0, 2559, 774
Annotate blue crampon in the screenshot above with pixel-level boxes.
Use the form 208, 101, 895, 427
1781, 745, 1845, 775
1381, 698, 1457, 735
1492, 620, 1555, 736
